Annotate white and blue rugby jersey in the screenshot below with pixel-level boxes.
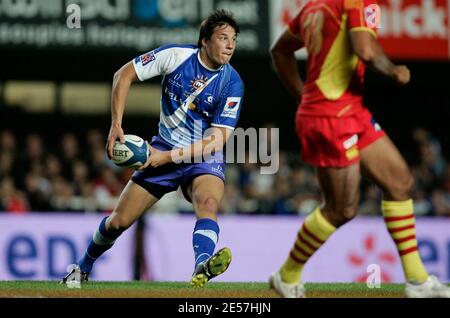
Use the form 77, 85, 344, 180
133, 44, 244, 148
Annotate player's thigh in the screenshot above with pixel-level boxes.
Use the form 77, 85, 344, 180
109, 180, 159, 228
188, 174, 225, 211
360, 135, 413, 199
317, 162, 361, 213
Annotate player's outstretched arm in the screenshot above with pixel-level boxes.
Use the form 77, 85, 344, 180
270, 29, 305, 104
139, 127, 233, 170
349, 31, 410, 86
106, 62, 139, 159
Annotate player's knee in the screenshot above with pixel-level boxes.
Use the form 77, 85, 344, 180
108, 214, 131, 233
342, 206, 358, 220
336, 206, 358, 225
194, 192, 219, 214
322, 205, 358, 227
202, 196, 220, 213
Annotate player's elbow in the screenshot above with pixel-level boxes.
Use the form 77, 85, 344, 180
113, 69, 123, 85
270, 48, 288, 71
355, 46, 376, 63
113, 62, 136, 85
270, 39, 289, 56
269, 44, 278, 56
269, 49, 278, 63
350, 32, 378, 63
270, 45, 286, 60
112, 69, 132, 90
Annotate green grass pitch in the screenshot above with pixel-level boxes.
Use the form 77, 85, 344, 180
0, 281, 407, 298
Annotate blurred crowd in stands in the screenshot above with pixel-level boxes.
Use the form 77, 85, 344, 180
0, 127, 449, 216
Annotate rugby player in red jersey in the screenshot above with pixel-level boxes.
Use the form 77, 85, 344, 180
269, 0, 450, 298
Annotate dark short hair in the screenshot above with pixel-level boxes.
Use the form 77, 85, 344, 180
197, 10, 240, 48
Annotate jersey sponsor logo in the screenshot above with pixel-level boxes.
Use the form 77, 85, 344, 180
164, 87, 181, 102
221, 97, 241, 119
141, 51, 156, 66
168, 78, 183, 88
190, 75, 208, 91
343, 134, 358, 150
364, 4, 381, 29
346, 146, 359, 161
211, 164, 224, 177
205, 94, 214, 105
168, 73, 183, 88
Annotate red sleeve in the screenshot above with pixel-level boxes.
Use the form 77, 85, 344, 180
288, 11, 302, 37
345, 0, 379, 36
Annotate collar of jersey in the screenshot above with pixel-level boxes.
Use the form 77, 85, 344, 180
197, 52, 223, 72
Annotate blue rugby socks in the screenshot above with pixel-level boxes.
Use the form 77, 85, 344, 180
192, 218, 219, 268
79, 216, 124, 273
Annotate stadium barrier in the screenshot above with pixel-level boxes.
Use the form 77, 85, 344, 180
0, 214, 136, 281
1, 214, 449, 282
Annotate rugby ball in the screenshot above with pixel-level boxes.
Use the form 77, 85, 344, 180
111, 134, 149, 168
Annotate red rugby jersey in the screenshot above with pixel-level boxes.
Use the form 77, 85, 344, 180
289, 0, 379, 116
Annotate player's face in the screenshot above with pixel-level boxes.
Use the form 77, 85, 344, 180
202, 24, 237, 68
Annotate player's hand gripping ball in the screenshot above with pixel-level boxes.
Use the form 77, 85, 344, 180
111, 134, 150, 169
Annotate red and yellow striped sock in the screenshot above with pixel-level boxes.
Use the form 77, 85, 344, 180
280, 207, 336, 284
382, 199, 428, 283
